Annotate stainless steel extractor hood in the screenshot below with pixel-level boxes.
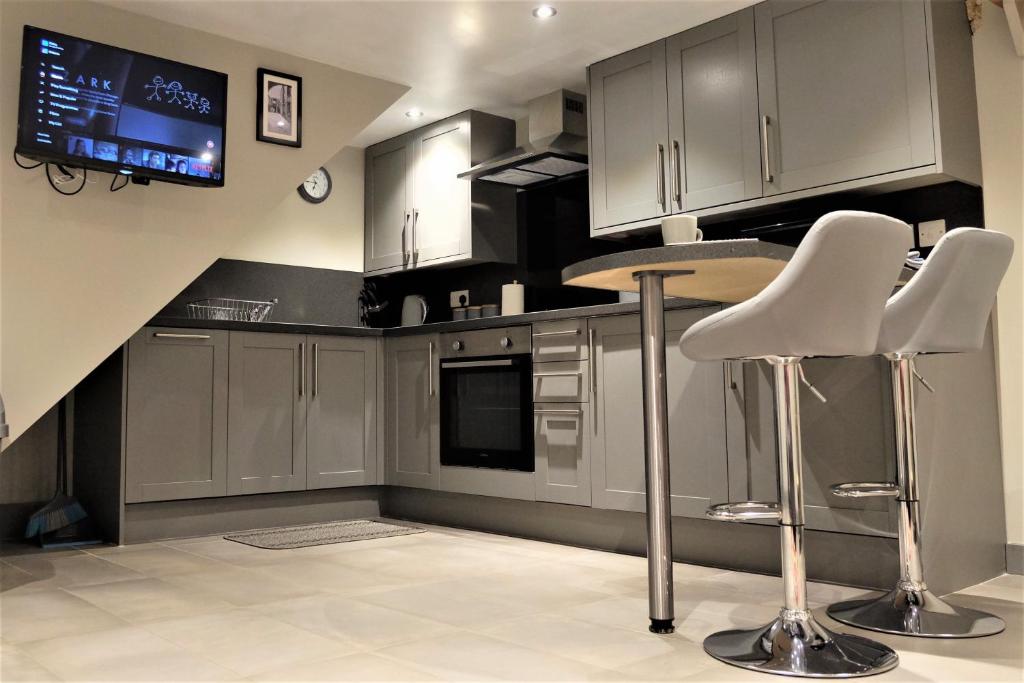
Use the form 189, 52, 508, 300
459, 89, 587, 188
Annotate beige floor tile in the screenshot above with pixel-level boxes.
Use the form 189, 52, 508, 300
0, 589, 125, 644
254, 593, 457, 649
248, 651, 442, 681
87, 544, 231, 576
160, 564, 321, 606
171, 538, 293, 566
250, 557, 409, 596
805, 580, 876, 606
3, 552, 145, 589
455, 572, 611, 613
357, 579, 540, 629
21, 625, 240, 681
956, 573, 1024, 603
0, 641, 59, 681
143, 608, 353, 676
377, 631, 617, 681
482, 613, 690, 671
0, 560, 46, 595
67, 577, 232, 623
610, 641, 718, 681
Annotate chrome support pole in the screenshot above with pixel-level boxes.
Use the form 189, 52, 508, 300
637, 272, 674, 634
827, 354, 1005, 638
703, 357, 899, 677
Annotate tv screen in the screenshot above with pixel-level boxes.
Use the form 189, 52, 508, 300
16, 26, 228, 187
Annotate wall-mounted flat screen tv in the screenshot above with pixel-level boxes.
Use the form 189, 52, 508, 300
16, 26, 228, 188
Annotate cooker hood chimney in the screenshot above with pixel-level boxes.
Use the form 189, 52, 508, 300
458, 89, 587, 188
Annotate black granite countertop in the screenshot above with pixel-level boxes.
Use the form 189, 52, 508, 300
147, 298, 715, 338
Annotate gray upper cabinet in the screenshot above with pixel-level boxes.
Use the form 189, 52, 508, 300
365, 135, 415, 273
306, 336, 378, 489
125, 328, 228, 503
365, 111, 517, 275
385, 334, 440, 489
589, 308, 729, 518
588, 42, 670, 232
227, 332, 307, 495
666, 7, 762, 211
754, 0, 934, 195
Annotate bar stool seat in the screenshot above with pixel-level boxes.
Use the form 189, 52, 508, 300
680, 210, 912, 678
827, 227, 1013, 639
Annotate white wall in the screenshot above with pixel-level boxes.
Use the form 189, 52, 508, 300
223, 147, 365, 272
973, 10, 1024, 546
0, 1, 406, 445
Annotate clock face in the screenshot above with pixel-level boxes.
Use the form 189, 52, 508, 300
298, 167, 332, 203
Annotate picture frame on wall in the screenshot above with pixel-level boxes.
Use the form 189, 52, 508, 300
256, 68, 302, 147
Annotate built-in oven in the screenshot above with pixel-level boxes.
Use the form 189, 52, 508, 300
439, 327, 534, 472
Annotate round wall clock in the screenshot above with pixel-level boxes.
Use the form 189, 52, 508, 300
297, 166, 332, 203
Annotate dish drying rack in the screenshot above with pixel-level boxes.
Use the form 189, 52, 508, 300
187, 298, 278, 322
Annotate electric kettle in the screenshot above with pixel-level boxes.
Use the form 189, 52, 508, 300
401, 295, 429, 326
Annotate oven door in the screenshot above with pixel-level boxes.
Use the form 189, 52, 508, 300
439, 356, 534, 472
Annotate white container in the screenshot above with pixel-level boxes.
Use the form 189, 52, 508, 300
501, 280, 525, 315
661, 215, 702, 245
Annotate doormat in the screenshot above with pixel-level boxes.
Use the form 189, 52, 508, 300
224, 519, 424, 549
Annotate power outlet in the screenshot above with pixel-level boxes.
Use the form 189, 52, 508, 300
450, 290, 469, 308
917, 219, 946, 248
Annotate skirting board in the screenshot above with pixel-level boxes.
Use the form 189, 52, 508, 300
1009, 543, 1024, 575
123, 486, 381, 543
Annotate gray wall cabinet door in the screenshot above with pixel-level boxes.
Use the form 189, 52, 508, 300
125, 328, 228, 503
411, 117, 469, 266
365, 134, 415, 273
306, 336, 378, 489
728, 357, 897, 535
754, 0, 935, 195
589, 308, 729, 518
588, 41, 671, 232
666, 7, 762, 211
385, 335, 440, 489
227, 332, 307, 495
534, 403, 591, 506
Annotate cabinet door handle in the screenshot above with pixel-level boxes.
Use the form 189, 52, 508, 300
412, 209, 420, 261
588, 328, 596, 396
298, 342, 305, 398
671, 140, 682, 207
656, 143, 666, 210
153, 332, 210, 340
532, 329, 581, 338
402, 212, 410, 264
534, 408, 583, 416
725, 360, 737, 390
428, 341, 434, 397
533, 370, 583, 378
760, 115, 774, 184
313, 343, 319, 398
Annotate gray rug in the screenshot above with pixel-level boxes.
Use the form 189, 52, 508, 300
224, 519, 424, 550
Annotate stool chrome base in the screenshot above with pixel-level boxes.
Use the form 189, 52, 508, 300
827, 587, 1005, 639
703, 610, 898, 678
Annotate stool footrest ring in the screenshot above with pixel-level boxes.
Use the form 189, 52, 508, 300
830, 482, 899, 498
707, 501, 781, 522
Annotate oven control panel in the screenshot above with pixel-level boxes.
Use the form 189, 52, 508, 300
440, 326, 532, 358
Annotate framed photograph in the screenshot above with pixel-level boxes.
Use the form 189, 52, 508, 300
256, 68, 302, 147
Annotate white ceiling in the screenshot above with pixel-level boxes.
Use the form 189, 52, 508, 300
102, 0, 756, 147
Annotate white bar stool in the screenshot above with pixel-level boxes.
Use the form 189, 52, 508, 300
827, 227, 1013, 638
679, 210, 912, 678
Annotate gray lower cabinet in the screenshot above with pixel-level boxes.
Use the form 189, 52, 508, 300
385, 334, 440, 489
306, 336, 378, 489
754, 0, 935, 195
588, 41, 670, 232
227, 332, 307, 495
727, 357, 897, 535
125, 328, 228, 503
666, 7, 762, 211
534, 403, 591, 506
589, 308, 729, 518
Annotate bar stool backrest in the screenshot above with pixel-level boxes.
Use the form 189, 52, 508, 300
877, 227, 1013, 355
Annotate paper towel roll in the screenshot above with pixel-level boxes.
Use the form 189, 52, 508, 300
501, 281, 524, 316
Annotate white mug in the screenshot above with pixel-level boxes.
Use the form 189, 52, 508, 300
661, 215, 702, 245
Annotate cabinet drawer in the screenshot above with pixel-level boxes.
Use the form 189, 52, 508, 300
532, 320, 589, 362
533, 361, 589, 403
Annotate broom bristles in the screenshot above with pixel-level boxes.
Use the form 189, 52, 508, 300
25, 494, 87, 538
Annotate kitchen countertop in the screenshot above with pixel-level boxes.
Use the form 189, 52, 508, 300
147, 298, 716, 337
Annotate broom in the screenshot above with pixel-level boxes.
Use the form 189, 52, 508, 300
25, 398, 87, 540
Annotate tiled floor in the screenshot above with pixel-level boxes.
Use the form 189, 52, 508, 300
1, 523, 1020, 681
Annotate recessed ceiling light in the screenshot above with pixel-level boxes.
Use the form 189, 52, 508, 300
532, 5, 556, 19
405, 108, 424, 118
